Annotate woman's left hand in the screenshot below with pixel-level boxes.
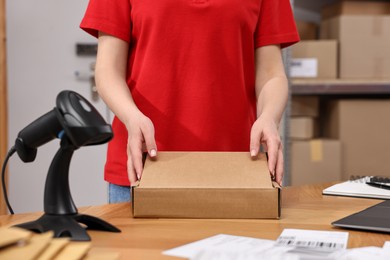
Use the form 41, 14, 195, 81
249, 114, 284, 186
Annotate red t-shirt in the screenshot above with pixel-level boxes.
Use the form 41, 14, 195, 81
80, 0, 299, 186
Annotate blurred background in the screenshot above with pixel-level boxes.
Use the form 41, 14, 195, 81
1, 0, 390, 214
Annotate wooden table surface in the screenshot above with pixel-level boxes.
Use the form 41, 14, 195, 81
1, 183, 390, 259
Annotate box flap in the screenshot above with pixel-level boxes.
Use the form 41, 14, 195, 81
139, 152, 273, 189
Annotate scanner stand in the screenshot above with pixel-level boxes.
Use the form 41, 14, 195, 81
14, 138, 120, 241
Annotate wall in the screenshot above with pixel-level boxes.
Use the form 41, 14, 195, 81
6, 0, 110, 213
0, 0, 7, 214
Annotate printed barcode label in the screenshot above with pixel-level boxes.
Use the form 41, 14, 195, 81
276, 236, 345, 250
275, 229, 349, 254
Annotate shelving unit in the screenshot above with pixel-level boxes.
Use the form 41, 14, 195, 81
287, 78, 390, 186
284, 0, 390, 186
292, 79, 390, 95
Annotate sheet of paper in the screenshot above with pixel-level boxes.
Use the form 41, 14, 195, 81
163, 229, 349, 260
322, 177, 390, 200
162, 234, 276, 259
337, 246, 390, 260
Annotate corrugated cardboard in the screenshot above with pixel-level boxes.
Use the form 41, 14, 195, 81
291, 40, 338, 79
323, 99, 390, 180
0, 227, 32, 248
321, 15, 390, 79
133, 152, 280, 219
54, 242, 91, 260
290, 139, 342, 186
84, 252, 121, 260
290, 117, 318, 140
291, 96, 319, 117
37, 238, 69, 260
322, 1, 390, 19
0, 232, 53, 260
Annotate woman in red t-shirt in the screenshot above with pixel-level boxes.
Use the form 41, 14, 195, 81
81, 0, 300, 203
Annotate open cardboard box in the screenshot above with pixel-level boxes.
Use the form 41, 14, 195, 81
132, 152, 281, 219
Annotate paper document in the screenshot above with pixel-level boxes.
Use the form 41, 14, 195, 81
337, 246, 390, 260
163, 229, 349, 260
163, 234, 276, 259
323, 177, 390, 200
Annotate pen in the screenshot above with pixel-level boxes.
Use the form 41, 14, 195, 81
366, 182, 390, 191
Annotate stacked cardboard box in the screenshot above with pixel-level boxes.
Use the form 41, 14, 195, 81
296, 21, 318, 40
290, 140, 341, 186
291, 40, 338, 79
323, 99, 390, 180
320, 0, 390, 79
289, 97, 342, 186
291, 19, 338, 79
290, 96, 319, 140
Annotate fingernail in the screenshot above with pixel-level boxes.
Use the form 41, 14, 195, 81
137, 173, 141, 180
150, 149, 157, 157
250, 149, 257, 157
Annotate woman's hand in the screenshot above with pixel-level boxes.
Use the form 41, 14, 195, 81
125, 111, 157, 185
252, 45, 288, 186
95, 32, 157, 185
250, 114, 284, 186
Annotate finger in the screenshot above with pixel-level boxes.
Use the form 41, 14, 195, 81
142, 125, 157, 157
249, 125, 261, 157
266, 138, 280, 177
129, 138, 144, 180
275, 146, 284, 186
127, 152, 138, 186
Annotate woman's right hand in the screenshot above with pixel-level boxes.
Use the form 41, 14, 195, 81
125, 111, 157, 185
95, 32, 157, 186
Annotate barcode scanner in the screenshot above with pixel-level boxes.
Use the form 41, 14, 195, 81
10, 90, 120, 241
14, 90, 112, 162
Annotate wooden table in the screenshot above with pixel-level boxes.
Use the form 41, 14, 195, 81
1, 183, 390, 259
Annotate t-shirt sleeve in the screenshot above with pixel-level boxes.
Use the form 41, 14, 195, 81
255, 0, 300, 49
80, 0, 132, 43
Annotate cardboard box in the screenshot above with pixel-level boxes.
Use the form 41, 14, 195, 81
290, 139, 342, 186
322, 1, 390, 19
321, 15, 390, 79
132, 152, 280, 219
291, 96, 319, 117
290, 117, 318, 140
296, 21, 318, 40
323, 99, 390, 180
291, 40, 338, 79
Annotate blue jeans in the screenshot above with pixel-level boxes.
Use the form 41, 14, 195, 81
108, 183, 132, 203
